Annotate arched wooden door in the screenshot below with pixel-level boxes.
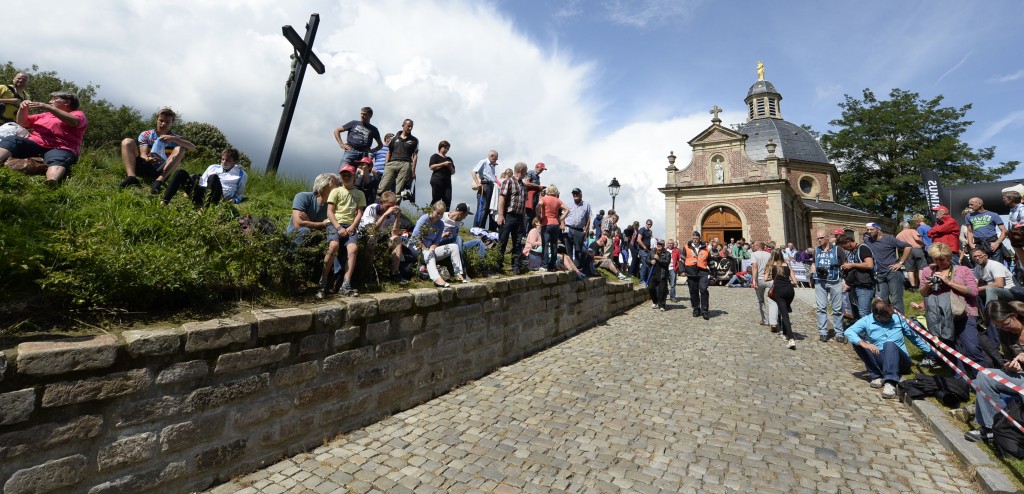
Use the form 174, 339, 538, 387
701, 207, 742, 243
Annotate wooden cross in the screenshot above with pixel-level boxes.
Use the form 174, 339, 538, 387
266, 13, 326, 175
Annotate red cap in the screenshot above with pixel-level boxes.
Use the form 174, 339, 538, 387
340, 164, 357, 175
358, 155, 373, 164
832, 228, 844, 235
535, 162, 547, 171
931, 205, 949, 213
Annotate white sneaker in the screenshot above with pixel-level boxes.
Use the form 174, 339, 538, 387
652, 303, 659, 309
617, 274, 628, 280
881, 382, 897, 399
869, 378, 883, 389
787, 339, 796, 350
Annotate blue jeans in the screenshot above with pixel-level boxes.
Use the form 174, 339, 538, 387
458, 237, 486, 258
668, 270, 678, 300
875, 270, 906, 314
564, 228, 587, 268
815, 280, 844, 336
541, 225, 561, 270
974, 370, 1024, 429
474, 183, 493, 229
852, 341, 910, 384
850, 285, 874, 319
638, 250, 650, 282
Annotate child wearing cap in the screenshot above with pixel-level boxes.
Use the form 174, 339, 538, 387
317, 164, 366, 298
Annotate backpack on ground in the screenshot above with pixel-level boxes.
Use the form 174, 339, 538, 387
992, 399, 1024, 459
897, 373, 970, 407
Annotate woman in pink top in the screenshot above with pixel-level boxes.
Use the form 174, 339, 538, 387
0, 91, 88, 186
537, 185, 568, 271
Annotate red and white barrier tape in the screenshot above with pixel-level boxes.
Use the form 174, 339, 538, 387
895, 310, 1024, 435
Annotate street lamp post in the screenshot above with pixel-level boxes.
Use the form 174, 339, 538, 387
608, 177, 621, 211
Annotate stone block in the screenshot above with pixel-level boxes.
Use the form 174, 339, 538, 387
398, 314, 423, 336
243, 308, 313, 337
194, 438, 247, 470
42, 369, 152, 408
156, 360, 209, 385
323, 347, 374, 372
314, 305, 346, 331
483, 298, 502, 313
376, 339, 409, 359
365, 321, 390, 343
160, 414, 226, 452
356, 366, 389, 388
425, 311, 443, 328
411, 331, 440, 352
376, 382, 412, 408
115, 396, 180, 427
88, 461, 184, 494
214, 343, 291, 374
295, 379, 350, 408
299, 333, 329, 356
524, 274, 543, 287
97, 432, 158, 472
183, 373, 269, 412
484, 278, 509, 294
373, 292, 414, 313
541, 272, 559, 285
439, 288, 454, 303
409, 288, 440, 307
454, 283, 489, 301
447, 303, 481, 321
392, 355, 425, 378
0, 388, 34, 425
261, 415, 316, 445
430, 342, 460, 363
507, 277, 528, 290
0, 352, 6, 382
123, 328, 181, 357
463, 333, 487, 352
183, 318, 250, 352
333, 327, 360, 348
319, 394, 371, 424
274, 361, 319, 387
344, 299, 378, 320
4, 454, 86, 494
16, 334, 118, 376
0, 415, 102, 460
233, 399, 290, 428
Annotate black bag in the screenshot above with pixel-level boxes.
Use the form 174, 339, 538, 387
897, 374, 971, 407
992, 400, 1024, 459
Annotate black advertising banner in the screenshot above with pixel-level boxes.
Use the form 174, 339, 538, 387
921, 168, 944, 221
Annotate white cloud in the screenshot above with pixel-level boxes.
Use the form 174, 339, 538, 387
988, 69, 1024, 83
979, 109, 1024, 143
4, 0, 718, 237
601, 0, 704, 28
934, 51, 972, 86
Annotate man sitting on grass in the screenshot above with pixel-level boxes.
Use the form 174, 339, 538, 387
287, 173, 340, 247
119, 107, 195, 194
590, 235, 629, 281
358, 191, 407, 282
317, 164, 365, 299
160, 148, 247, 207
0, 91, 87, 186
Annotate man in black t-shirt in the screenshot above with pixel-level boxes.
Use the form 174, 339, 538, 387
590, 236, 628, 280
333, 106, 383, 170
379, 118, 419, 197
838, 234, 875, 320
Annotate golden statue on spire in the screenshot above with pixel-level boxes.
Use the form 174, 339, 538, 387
757, 60, 765, 81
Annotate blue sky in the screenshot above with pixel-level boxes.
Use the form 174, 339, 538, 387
6, 0, 1023, 237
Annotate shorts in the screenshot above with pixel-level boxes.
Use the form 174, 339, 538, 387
326, 223, 359, 247
904, 247, 927, 270
0, 135, 77, 168
134, 156, 166, 180
340, 149, 368, 168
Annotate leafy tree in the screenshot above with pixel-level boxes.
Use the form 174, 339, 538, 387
821, 88, 1018, 223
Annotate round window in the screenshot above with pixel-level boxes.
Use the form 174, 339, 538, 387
799, 178, 814, 194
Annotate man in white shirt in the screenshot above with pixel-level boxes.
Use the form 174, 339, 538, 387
441, 203, 486, 259
971, 247, 1017, 305
749, 242, 777, 329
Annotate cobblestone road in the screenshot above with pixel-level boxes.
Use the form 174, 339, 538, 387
212, 286, 977, 494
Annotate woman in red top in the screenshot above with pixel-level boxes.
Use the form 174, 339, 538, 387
537, 184, 568, 271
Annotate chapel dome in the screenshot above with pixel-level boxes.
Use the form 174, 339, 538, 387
746, 80, 780, 98
737, 118, 829, 163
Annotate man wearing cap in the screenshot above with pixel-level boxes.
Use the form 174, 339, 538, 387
524, 162, 546, 226
965, 197, 1008, 264
317, 163, 366, 298
865, 222, 912, 314
683, 231, 711, 319
441, 202, 487, 260
564, 188, 592, 268
378, 118, 419, 197
471, 150, 499, 229
812, 230, 846, 342
927, 205, 960, 265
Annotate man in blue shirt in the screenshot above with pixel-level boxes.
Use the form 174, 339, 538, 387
844, 299, 938, 399
966, 197, 1007, 264
564, 188, 592, 268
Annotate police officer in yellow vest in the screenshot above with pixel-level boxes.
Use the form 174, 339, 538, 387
684, 230, 711, 319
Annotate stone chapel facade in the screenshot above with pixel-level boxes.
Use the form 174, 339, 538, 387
660, 75, 876, 248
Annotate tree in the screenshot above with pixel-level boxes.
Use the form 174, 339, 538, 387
821, 88, 1018, 223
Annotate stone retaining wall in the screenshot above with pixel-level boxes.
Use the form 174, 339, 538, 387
0, 274, 645, 494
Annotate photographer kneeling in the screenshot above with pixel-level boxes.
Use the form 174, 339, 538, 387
920, 242, 986, 378
844, 299, 938, 399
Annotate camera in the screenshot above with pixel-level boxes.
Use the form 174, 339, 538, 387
929, 276, 943, 291
816, 267, 829, 278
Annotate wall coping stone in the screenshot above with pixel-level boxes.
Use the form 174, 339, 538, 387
244, 309, 313, 338
123, 328, 182, 357
16, 334, 118, 376
182, 319, 251, 353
